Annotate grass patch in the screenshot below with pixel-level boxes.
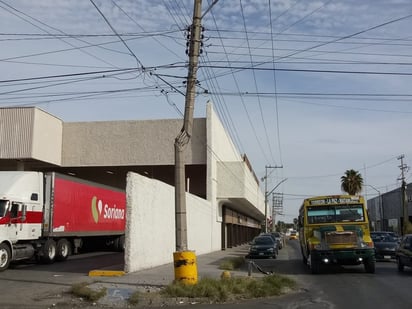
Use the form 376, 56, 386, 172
219, 256, 245, 270
71, 282, 107, 302
161, 274, 296, 303
128, 291, 141, 305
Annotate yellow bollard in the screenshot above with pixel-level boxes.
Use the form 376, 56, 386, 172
220, 270, 231, 280
173, 251, 198, 285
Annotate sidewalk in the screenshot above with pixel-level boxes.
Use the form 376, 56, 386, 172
87, 244, 273, 307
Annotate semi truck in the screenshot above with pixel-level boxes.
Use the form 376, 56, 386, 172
0, 171, 126, 271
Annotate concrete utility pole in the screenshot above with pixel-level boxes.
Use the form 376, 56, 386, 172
174, 0, 202, 252
262, 165, 283, 232
398, 154, 410, 235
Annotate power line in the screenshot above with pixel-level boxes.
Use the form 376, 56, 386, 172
240, 0, 276, 164
269, 0, 283, 167
0, 0, 120, 68
199, 64, 412, 76
89, 0, 145, 70
0, 68, 139, 84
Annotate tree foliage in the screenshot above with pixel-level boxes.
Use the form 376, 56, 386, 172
341, 169, 363, 195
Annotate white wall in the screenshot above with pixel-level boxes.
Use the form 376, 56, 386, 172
206, 101, 264, 227
32, 108, 63, 165
125, 172, 219, 273
206, 102, 243, 249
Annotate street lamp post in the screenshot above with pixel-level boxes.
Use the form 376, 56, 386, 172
262, 165, 283, 232
264, 177, 287, 232
365, 184, 383, 231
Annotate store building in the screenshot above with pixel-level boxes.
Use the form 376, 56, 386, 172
0, 103, 265, 258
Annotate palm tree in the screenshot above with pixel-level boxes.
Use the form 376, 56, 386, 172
341, 169, 363, 195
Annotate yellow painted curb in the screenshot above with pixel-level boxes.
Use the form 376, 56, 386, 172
88, 270, 126, 277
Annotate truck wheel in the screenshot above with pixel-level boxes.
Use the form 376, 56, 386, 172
0, 243, 11, 271
364, 258, 375, 273
40, 239, 57, 264
114, 236, 125, 252
56, 239, 71, 261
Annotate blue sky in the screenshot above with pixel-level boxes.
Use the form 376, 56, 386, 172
1, 0, 412, 223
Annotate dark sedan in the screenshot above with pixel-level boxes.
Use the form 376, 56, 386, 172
246, 235, 278, 259
371, 231, 399, 261
270, 232, 284, 250
396, 234, 412, 272
260, 232, 283, 250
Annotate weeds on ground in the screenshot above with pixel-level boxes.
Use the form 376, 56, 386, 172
219, 256, 245, 270
71, 282, 107, 302
128, 291, 141, 305
161, 274, 296, 303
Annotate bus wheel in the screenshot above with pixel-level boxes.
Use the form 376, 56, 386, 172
0, 243, 11, 271
309, 254, 321, 274
364, 258, 375, 273
56, 239, 71, 261
301, 247, 308, 265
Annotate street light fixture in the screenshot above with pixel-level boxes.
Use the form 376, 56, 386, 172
365, 184, 383, 231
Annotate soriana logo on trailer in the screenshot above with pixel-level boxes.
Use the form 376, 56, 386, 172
91, 196, 125, 223
52, 176, 126, 232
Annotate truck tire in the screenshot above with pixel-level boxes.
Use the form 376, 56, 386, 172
364, 258, 375, 273
113, 236, 125, 252
40, 239, 57, 264
0, 243, 11, 271
56, 239, 71, 261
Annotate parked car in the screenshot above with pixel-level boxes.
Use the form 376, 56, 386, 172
371, 231, 399, 261
396, 234, 412, 272
246, 235, 278, 259
260, 232, 283, 250
271, 231, 284, 249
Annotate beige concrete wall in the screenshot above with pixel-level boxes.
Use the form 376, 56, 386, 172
62, 118, 206, 166
125, 172, 217, 273
32, 109, 63, 165
0, 107, 62, 165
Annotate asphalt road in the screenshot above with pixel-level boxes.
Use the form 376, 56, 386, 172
147, 239, 412, 309
178, 240, 412, 309
1, 241, 412, 308
0, 251, 124, 308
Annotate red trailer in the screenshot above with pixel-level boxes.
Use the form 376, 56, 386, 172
0, 171, 126, 271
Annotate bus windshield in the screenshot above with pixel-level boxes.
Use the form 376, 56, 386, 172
307, 204, 364, 224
